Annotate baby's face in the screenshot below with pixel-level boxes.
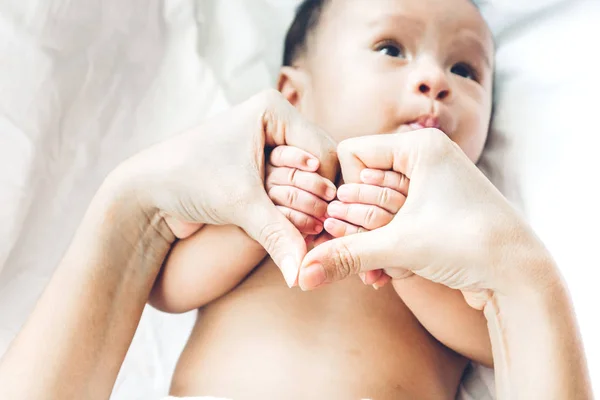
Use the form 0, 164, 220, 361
280, 0, 494, 163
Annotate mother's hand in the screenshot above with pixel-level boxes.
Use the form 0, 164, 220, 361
298, 129, 557, 306
116, 89, 338, 285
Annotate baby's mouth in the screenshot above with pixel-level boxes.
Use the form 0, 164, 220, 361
407, 115, 441, 130
393, 115, 442, 135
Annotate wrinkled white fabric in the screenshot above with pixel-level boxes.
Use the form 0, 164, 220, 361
1, 1, 598, 399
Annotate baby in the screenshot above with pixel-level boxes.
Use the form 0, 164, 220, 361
150, 0, 495, 398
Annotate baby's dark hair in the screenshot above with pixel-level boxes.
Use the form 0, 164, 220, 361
283, 0, 330, 66
283, 0, 481, 67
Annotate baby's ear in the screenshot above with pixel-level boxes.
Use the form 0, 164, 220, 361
277, 66, 309, 108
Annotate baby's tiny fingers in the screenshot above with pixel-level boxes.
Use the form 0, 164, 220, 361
323, 218, 366, 238
277, 206, 324, 235
266, 165, 336, 201
270, 145, 319, 172
327, 201, 394, 230
269, 186, 328, 219
360, 169, 409, 196
337, 184, 406, 214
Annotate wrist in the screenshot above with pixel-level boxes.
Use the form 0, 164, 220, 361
487, 216, 560, 297
76, 171, 176, 272
484, 266, 591, 399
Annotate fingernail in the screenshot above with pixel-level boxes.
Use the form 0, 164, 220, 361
336, 185, 349, 199
314, 223, 323, 234
372, 284, 380, 290
326, 186, 337, 200
328, 202, 343, 215
299, 263, 326, 291
307, 158, 319, 170
281, 256, 299, 288
324, 219, 336, 233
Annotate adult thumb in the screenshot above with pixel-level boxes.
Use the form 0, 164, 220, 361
298, 226, 396, 291
237, 191, 307, 288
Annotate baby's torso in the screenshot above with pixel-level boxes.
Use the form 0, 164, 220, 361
170, 257, 467, 399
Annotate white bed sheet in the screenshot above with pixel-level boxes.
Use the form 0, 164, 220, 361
0, 0, 597, 398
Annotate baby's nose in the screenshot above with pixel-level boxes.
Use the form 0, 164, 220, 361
412, 63, 451, 101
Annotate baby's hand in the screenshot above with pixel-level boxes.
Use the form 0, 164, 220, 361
266, 146, 337, 236
324, 168, 409, 289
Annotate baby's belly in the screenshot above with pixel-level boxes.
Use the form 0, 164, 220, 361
170, 258, 467, 400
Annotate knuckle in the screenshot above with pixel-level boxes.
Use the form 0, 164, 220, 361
364, 206, 378, 227
378, 187, 391, 207
332, 241, 361, 278
422, 128, 454, 158
300, 215, 312, 231
258, 222, 285, 254
398, 174, 409, 192
288, 167, 298, 186
286, 187, 299, 206
355, 185, 363, 202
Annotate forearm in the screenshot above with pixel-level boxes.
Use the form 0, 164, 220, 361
486, 266, 592, 399
393, 276, 493, 367
0, 176, 174, 399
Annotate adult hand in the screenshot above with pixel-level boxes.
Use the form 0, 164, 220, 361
298, 129, 594, 399
298, 129, 555, 305
117, 89, 337, 286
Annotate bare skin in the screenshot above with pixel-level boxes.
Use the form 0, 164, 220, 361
156, 0, 494, 397
169, 260, 466, 399
0, 92, 591, 399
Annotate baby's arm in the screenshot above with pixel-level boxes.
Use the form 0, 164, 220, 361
391, 274, 492, 366
326, 169, 493, 367
148, 224, 267, 313
149, 146, 335, 313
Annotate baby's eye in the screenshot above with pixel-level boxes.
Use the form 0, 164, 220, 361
375, 41, 405, 58
451, 62, 478, 81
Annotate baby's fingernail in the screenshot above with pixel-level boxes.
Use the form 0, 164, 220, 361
314, 223, 323, 233
373, 284, 380, 290
281, 256, 299, 288
307, 158, 319, 170
326, 186, 336, 200
299, 263, 326, 291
